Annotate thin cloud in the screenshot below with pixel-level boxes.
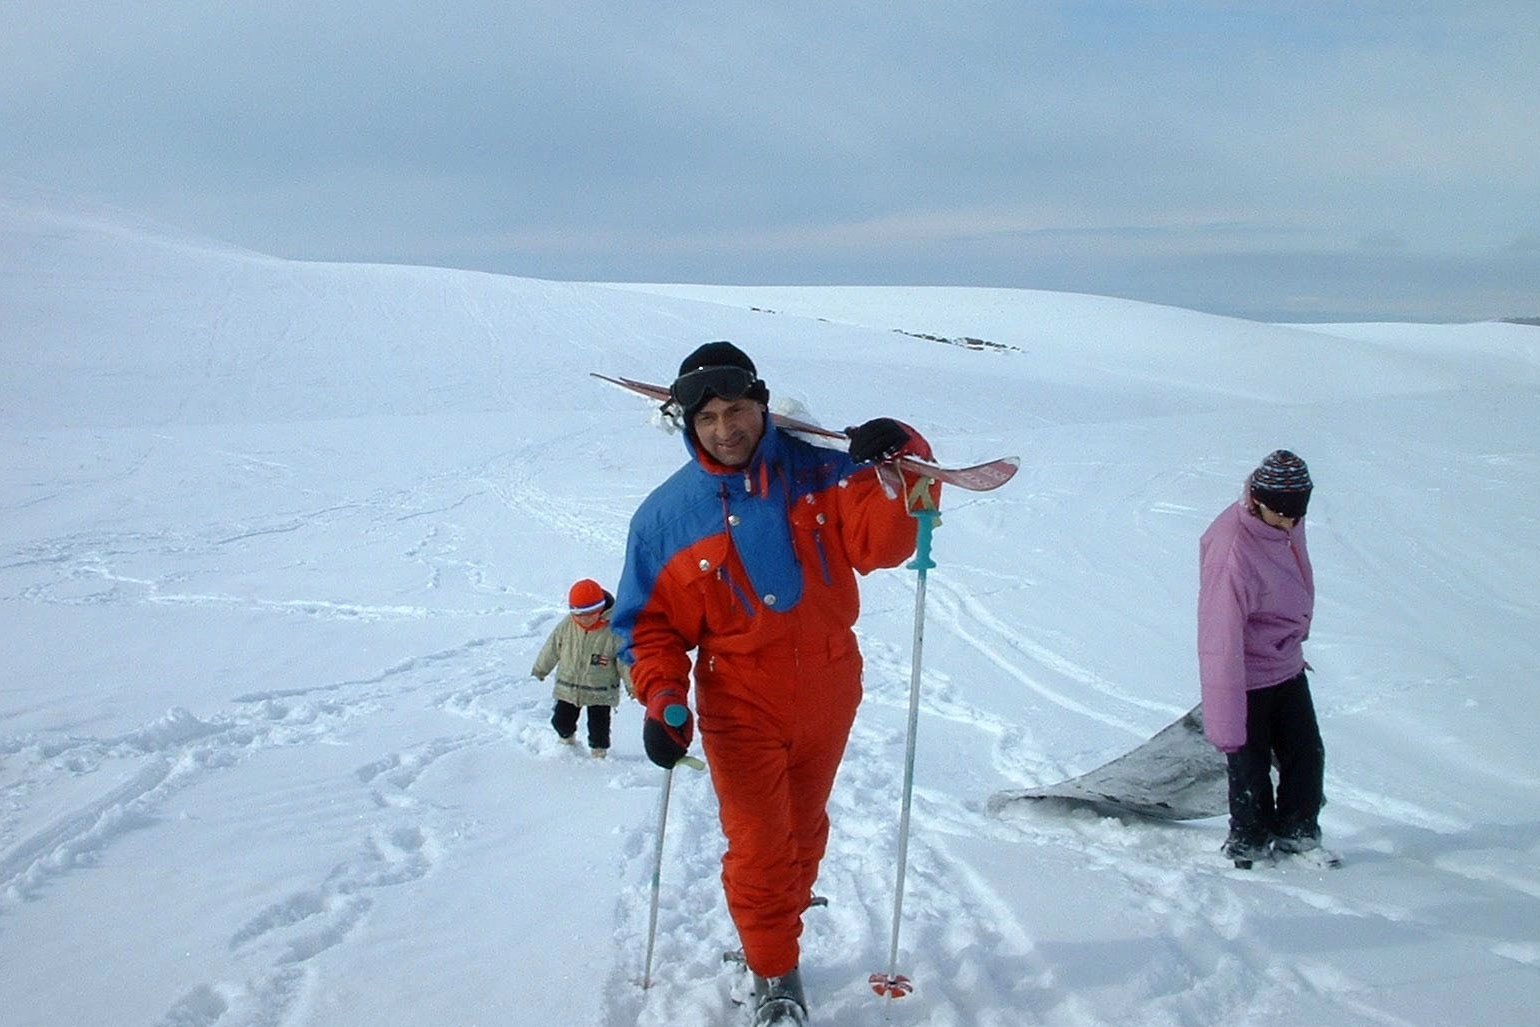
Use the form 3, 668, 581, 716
1, 2, 1535, 321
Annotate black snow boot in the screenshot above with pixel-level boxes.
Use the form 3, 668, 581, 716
1273, 831, 1321, 854
1222, 834, 1272, 868
751, 966, 808, 1026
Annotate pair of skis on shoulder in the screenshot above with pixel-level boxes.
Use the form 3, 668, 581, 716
592, 373, 1018, 493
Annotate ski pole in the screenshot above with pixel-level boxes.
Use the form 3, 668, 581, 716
641, 744, 705, 990
870, 505, 939, 1001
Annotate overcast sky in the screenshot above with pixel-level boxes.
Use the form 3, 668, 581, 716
4, 2, 1536, 321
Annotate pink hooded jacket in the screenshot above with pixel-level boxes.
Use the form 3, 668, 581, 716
1197, 499, 1314, 752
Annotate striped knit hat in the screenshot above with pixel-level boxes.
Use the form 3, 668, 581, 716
567, 578, 609, 615
1249, 449, 1312, 519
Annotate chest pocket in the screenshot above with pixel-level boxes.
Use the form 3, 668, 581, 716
789, 493, 834, 585
667, 533, 757, 625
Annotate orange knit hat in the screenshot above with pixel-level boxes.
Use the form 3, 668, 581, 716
567, 578, 607, 614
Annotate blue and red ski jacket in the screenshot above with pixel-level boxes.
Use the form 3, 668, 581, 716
612, 414, 938, 710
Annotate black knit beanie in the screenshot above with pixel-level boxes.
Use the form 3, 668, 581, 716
674, 341, 770, 422
1249, 449, 1313, 519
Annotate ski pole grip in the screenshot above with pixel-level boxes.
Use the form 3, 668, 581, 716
907, 507, 939, 571
664, 703, 690, 728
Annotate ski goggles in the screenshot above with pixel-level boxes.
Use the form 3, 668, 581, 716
669, 365, 759, 410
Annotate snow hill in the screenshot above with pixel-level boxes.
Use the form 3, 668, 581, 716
3, 181, 1538, 1027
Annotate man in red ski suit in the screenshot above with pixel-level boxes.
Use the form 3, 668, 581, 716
611, 341, 939, 1024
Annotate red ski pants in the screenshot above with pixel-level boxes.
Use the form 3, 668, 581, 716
696, 642, 863, 978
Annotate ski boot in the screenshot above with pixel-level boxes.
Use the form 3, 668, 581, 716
1222, 835, 1272, 870
751, 966, 808, 1026
1274, 831, 1342, 868
1272, 830, 1319, 855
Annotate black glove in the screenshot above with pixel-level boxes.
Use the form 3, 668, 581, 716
642, 688, 694, 768
845, 417, 913, 464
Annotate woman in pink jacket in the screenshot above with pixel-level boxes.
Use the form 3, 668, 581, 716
1198, 450, 1325, 865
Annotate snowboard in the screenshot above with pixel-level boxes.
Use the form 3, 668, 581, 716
987, 704, 1228, 821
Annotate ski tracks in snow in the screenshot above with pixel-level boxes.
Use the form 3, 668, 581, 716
0, 651, 516, 1027
170, 732, 472, 1027
2, 702, 353, 906
2, 534, 545, 1027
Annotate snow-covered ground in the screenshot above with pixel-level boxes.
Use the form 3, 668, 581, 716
3, 181, 1538, 1026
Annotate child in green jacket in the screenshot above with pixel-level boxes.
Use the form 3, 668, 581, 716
532, 579, 629, 757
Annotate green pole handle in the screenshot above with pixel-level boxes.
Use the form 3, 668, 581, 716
907, 507, 939, 572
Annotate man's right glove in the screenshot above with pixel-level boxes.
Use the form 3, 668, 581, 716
643, 687, 694, 769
